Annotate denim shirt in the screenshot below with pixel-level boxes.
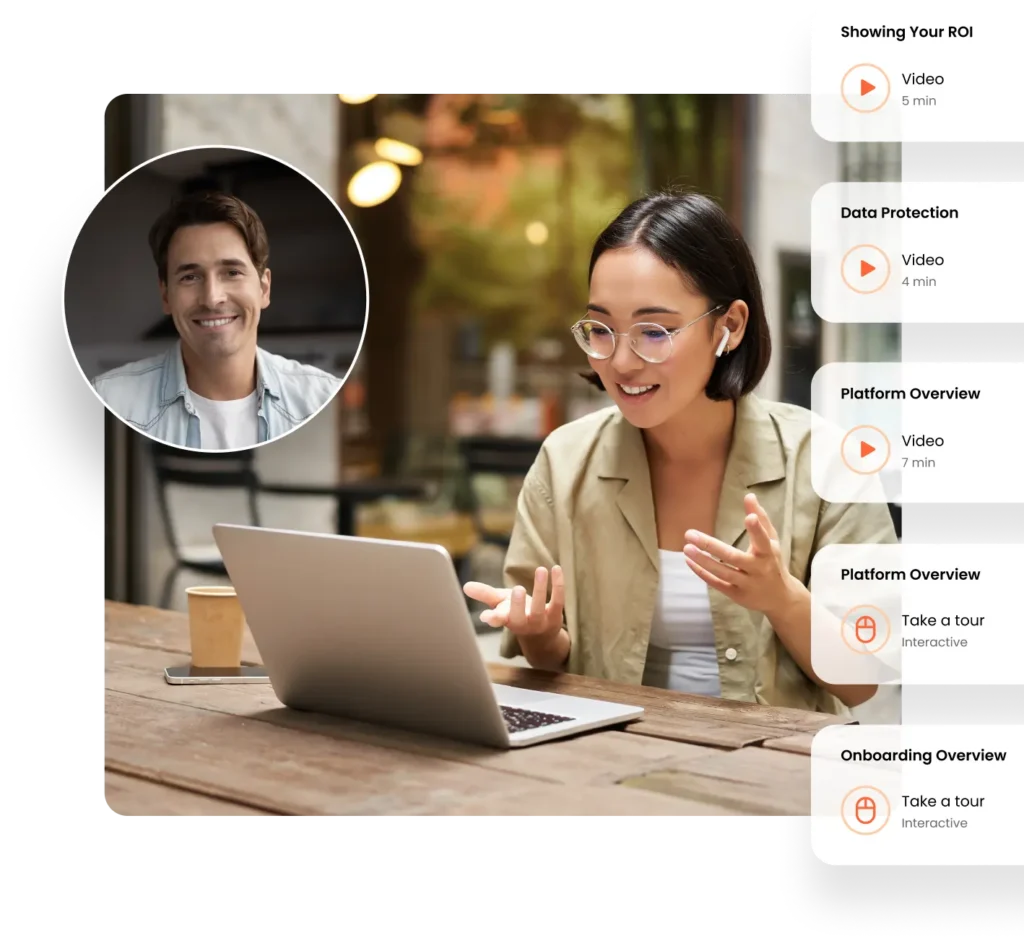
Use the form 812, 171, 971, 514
93, 342, 342, 449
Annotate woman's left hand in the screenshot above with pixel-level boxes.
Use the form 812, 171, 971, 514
683, 492, 805, 619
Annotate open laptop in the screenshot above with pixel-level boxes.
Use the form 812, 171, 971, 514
212, 524, 643, 748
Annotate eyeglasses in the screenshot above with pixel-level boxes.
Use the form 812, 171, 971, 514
570, 304, 725, 364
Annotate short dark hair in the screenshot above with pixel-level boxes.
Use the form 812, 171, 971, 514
148, 191, 269, 283
582, 190, 770, 401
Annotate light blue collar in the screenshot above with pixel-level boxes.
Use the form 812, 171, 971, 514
159, 341, 277, 407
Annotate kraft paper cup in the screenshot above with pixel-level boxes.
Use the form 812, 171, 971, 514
186, 586, 244, 668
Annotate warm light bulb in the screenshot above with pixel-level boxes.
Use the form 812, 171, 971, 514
374, 137, 423, 166
337, 88, 378, 104
347, 161, 402, 207
525, 221, 549, 245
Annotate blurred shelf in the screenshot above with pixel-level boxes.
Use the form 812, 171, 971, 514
355, 509, 516, 559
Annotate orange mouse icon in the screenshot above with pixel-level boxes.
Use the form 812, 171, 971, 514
855, 615, 877, 645
855, 796, 877, 825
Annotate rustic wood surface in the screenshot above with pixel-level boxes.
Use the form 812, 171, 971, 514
759, 733, 816, 756
105, 771, 270, 816
104, 601, 848, 816
619, 746, 813, 815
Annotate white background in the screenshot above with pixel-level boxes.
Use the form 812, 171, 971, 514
810, 544, 1024, 685
812, 726, 1024, 865
812, 3, 1016, 141
806, 362, 1015, 507
811, 183, 1024, 323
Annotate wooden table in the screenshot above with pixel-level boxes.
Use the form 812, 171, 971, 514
105, 601, 852, 816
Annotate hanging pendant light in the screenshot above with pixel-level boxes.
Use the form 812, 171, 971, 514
374, 137, 423, 166
347, 160, 402, 207
337, 88, 378, 104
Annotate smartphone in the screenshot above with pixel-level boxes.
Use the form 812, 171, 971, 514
164, 665, 270, 684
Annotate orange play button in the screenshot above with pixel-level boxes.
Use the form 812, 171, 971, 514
842, 244, 890, 294
842, 64, 890, 114
842, 425, 891, 475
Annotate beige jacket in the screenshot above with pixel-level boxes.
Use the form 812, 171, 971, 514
499, 394, 898, 714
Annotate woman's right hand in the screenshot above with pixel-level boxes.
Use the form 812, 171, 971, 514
463, 565, 565, 639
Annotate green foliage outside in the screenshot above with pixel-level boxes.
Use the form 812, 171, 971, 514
405, 93, 738, 351
409, 95, 636, 348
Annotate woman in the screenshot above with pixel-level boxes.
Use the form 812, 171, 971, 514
464, 191, 896, 713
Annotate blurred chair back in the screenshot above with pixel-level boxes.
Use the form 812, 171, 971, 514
457, 436, 541, 549
385, 433, 459, 513
150, 443, 261, 608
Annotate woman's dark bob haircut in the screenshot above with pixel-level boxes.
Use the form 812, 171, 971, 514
582, 190, 770, 401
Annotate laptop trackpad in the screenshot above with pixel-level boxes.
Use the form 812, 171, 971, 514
492, 684, 557, 708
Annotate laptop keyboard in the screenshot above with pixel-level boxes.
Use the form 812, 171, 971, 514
500, 705, 576, 734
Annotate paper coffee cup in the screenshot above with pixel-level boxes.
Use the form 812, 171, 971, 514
186, 586, 245, 667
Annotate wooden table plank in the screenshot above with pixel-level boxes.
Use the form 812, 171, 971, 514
106, 690, 728, 815
759, 733, 816, 756
619, 745, 811, 815
624, 718, 783, 749
439, 784, 742, 816
106, 641, 734, 797
105, 771, 271, 816
106, 601, 262, 664
105, 601, 827, 815
490, 666, 850, 750
105, 602, 849, 751
107, 690, 543, 815
488, 664, 849, 737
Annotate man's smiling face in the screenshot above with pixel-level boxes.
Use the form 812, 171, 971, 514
160, 221, 270, 362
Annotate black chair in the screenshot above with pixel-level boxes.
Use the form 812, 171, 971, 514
151, 443, 260, 609
457, 435, 542, 552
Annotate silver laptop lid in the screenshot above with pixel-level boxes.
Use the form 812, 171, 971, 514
213, 524, 510, 748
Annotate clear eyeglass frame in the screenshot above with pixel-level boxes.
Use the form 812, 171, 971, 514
570, 303, 725, 364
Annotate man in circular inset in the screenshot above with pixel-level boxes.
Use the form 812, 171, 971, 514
93, 191, 341, 449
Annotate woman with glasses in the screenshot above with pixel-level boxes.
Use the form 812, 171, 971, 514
464, 191, 896, 713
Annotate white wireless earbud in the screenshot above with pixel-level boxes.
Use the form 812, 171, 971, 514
715, 328, 731, 358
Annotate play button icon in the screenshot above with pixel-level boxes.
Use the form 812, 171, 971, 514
842, 244, 890, 294
841, 64, 891, 113
842, 425, 891, 475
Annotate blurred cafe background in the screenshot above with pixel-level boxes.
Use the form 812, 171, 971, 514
103, 94, 902, 720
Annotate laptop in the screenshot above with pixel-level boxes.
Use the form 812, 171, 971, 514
212, 524, 644, 748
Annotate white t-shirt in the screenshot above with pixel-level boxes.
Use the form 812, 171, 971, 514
190, 389, 259, 450
641, 549, 722, 696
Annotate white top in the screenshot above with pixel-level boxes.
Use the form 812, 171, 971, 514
641, 549, 722, 697
190, 389, 259, 450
